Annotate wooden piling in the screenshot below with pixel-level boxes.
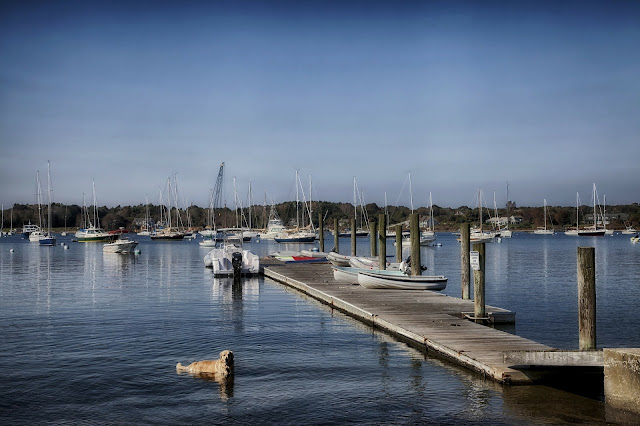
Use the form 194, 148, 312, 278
369, 221, 377, 256
395, 224, 402, 262
578, 246, 596, 350
350, 219, 356, 256
318, 212, 324, 252
410, 213, 420, 276
473, 242, 485, 320
461, 223, 470, 300
333, 218, 339, 252
378, 214, 386, 270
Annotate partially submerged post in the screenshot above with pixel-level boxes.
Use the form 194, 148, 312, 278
350, 219, 356, 256
395, 224, 402, 262
410, 213, 420, 276
318, 212, 324, 252
333, 218, 339, 252
473, 242, 486, 320
369, 221, 377, 256
578, 246, 596, 350
378, 214, 386, 270
461, 223, 471, 300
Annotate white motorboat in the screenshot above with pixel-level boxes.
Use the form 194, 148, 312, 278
103, 238, 139, 253
357, 269, 448, 291
204, 244, 260, 277
22, 222, 40, 239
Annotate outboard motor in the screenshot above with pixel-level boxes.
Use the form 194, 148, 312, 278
231, 252, 243, 279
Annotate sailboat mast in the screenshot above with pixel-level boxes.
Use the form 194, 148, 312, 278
47, 161, 52, 234
409, 172, 414, 213
353, 177, 357, 227
296, 170, 300, 229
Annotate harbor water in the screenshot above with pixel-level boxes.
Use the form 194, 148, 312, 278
1, 232, 639, 424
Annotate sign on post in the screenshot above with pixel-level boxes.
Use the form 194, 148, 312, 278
470, 250, 480, 271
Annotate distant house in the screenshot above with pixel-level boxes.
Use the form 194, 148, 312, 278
486, 216, 522, 225
584, 212, 628, 225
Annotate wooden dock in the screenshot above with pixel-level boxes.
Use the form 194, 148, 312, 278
261, 261, 554, 384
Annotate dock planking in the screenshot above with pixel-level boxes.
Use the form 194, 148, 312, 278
260, 260, 553, 384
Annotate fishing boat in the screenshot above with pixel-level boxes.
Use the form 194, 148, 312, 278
102, 237, 138, 253
621, 223, 637, 235
22, 222, 40, 239
39, 161, 57, 246
533, 199, 554, 235
357, 269, 448, 290
203, 243, 260, 276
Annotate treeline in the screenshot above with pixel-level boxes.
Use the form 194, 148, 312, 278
3, 201, 639, 232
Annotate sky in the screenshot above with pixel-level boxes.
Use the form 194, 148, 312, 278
1, 0, 639, 210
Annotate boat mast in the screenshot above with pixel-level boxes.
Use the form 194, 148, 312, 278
296, 170, 300, 229
479, 189, 483, 233
36, 171, 43, 230
592, 183, 597, 230
409, 171, 414, 213
543, 199, 547, 231
353, 177, 357, 229
47, 161, 52, 236
429, 191, 434, 232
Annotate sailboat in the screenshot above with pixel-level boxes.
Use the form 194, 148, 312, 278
458, 189, 496, 243
339, 177, 369, 237
565, 193, 580, 236
534, 199, 554, 235
137, 196, 152, 236
75, 181, 117, 242
29, 171, 47, 242
577, 184, 606, 236
274, 170, 316, 243
500, 183, 513, 238
39, 161, 57, 246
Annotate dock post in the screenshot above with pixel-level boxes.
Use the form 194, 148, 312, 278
369, 221, 377, 256
351, 219, 356, 256
461, 223, 471, 299
578, 246, 596, 350
318, 212, 324, 252
378, 214, 386, 270
333, 218, 339, 252
473, 242, 485, 320
410, 213, 421, 276
395, 224, 402, 262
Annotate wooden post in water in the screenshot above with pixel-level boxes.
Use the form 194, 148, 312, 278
378, 214, 386, 270
318, 212, 324, 252
472, 242, 485, 320
350, 219, 356, 256
461, 223, 471, 300
395, 224, 402, 262
369, 221, 377, 256
333, 218, 339, 252
578, 246, 596, 350
410, 213, 421, 276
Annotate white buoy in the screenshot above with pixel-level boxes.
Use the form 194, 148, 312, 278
9, 248, 14, 253
64, 245, 69, 250
134, 249, 141, 254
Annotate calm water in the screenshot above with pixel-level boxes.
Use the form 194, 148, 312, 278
1, 232, 639, 424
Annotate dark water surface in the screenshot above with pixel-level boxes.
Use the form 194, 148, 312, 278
1, 232, 639, 424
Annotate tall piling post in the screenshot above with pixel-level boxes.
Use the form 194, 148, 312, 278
369, 221, 377, 257
378, 214, 386, 270
333, 218, 339, 252
472, 242, 485, 320
395, 224, 402, 262
350, 219, 356, 256
578, 247, 596, 350
410, 213, 421, 276
461, 223, 471, 299
318, 212, 324, 252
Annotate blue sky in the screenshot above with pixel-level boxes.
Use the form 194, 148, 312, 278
1, 1, 639, 210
